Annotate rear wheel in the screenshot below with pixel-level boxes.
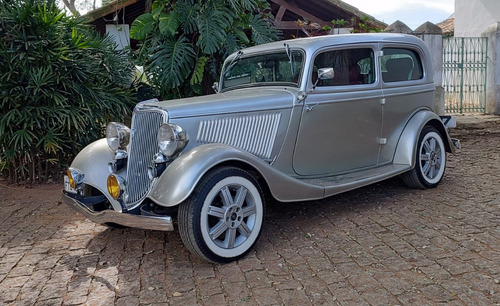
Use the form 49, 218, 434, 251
402, 126, 446, 189
178, 167, 265, 263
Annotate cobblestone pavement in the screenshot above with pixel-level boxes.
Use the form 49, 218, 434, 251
1, 115, 499, 305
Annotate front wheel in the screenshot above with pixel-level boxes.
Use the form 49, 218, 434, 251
401, 126, 447, 189
178, 167, 265, 263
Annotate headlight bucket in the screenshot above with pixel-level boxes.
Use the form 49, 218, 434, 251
157, 123, 189, 158
66, 168, 84, 189
106, 122, 130, 152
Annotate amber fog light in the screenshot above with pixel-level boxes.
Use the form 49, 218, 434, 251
66, 169, 75, 189
67, 168, 84, 189
107, 174, 124, 199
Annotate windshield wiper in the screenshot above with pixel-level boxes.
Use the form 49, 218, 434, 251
222, 50, 243, 77
284, 43, 294, 75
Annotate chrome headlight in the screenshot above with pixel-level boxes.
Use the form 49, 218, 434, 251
106, 122, 130, 151
157, 123, 189, 157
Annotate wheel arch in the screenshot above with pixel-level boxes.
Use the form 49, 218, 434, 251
148, 143, 324, 207
393, 110, 455, 167
68, 138, 122, 211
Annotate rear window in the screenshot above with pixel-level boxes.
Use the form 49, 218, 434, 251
381, 48, 423, 82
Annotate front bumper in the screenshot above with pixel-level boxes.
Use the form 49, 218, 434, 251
62, 190, 174, 231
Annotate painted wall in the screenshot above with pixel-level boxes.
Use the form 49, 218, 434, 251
482, 23, 500, 114
455, 0, 500, 37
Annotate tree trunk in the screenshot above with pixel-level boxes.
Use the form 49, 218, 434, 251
62, 0, 80, 16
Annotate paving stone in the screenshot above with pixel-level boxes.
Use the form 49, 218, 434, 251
197, 277, 223, 298
115, 295, 140, 306
252, 286, 282, 305
1, 116, 500, 305
278, 288, 311, 305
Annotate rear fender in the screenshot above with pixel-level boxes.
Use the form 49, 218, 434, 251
394, 111, 455, 167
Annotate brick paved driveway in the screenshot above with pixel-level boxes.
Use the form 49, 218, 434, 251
1, 115, 499, 305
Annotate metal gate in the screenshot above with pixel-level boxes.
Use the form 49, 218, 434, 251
442, 37, 488, 113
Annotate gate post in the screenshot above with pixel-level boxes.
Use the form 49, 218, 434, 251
482, 22, 500, 114
414, 22, 445, 115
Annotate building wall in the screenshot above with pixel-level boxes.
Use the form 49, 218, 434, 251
455, 0, 500, 37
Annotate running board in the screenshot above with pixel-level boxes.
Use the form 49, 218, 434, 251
298, 164, 411, 198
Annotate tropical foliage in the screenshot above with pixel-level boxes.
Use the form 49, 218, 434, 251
130, 0, 281, 99
0, 0, 135, 183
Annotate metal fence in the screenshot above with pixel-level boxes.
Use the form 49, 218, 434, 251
442, 37, 488, 113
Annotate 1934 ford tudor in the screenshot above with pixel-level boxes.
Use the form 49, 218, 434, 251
63, 33, 460, 263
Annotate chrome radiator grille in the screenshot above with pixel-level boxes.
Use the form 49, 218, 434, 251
196, 113, 281, 160
124, 110, 164, 206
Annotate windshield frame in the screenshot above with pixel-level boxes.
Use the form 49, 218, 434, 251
220, 49, 306, 93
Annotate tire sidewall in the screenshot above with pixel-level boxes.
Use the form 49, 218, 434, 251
190, 168, 264, 261
416, 127, 446, 187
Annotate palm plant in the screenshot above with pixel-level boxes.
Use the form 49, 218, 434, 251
0, 0, 135, 183
130, 0, 281, 99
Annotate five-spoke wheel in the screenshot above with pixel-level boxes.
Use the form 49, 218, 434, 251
178, 167, 264, 263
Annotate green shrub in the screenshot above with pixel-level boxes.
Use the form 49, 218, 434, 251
130, 0, 281, 99
0, 0, 135, 184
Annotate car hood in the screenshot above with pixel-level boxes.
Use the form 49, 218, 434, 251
135, 87, 298, 119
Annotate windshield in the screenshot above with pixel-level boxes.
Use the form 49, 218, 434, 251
221, 50, 304, 91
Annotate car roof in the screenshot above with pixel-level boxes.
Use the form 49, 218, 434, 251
227, 33, 428, 59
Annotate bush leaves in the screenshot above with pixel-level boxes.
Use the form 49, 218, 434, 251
0, 0, 134, 183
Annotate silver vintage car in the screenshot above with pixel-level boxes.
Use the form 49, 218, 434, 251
63, 33, 459, 263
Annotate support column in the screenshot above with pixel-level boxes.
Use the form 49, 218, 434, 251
482, 22, 500, 114
414, 22, 445, 115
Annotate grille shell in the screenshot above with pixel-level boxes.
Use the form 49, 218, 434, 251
124, 109, 166, 207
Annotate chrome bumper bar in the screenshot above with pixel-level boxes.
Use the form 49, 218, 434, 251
62, 190, 174, 231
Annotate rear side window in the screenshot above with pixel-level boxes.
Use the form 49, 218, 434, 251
381, 48, 423, 82
312, 48, 375, 86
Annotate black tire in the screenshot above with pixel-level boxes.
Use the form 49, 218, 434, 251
178, 167, 265, 263
401, 126, 447, 189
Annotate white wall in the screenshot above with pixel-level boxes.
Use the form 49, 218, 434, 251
455, 0, 500, 37
482, 23, 500, 114
419, 33, 445, 114
105, 24, 130, 50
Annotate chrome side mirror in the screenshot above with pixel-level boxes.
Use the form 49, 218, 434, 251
313, 67, 334, 89
318, 68, 334, 80
212, 82, 219, 93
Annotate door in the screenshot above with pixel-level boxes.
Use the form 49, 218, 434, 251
293, 46, 383, 176
379, 46, 435, 165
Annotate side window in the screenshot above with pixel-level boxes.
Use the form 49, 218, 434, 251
381, 48, 423, 82
312, 48, 375, 86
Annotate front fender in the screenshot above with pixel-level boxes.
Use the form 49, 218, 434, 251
148, 144, 324, 207
394, 111, 455, 167
70, 138, 122, 211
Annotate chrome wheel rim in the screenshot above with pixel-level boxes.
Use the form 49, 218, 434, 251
419, 131, 445, 184
200, 176, 263, 257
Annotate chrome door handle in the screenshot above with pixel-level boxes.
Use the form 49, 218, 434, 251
306, 103, 319, 112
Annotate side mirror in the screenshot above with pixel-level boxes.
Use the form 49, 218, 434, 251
313, 68, 334, 89
318, 68, 334, 80
212, 82, 219, 93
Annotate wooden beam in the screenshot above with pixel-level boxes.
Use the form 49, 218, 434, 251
269, 0, 325, 24
275, 5, 286, 23
85, 0, 139, 22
